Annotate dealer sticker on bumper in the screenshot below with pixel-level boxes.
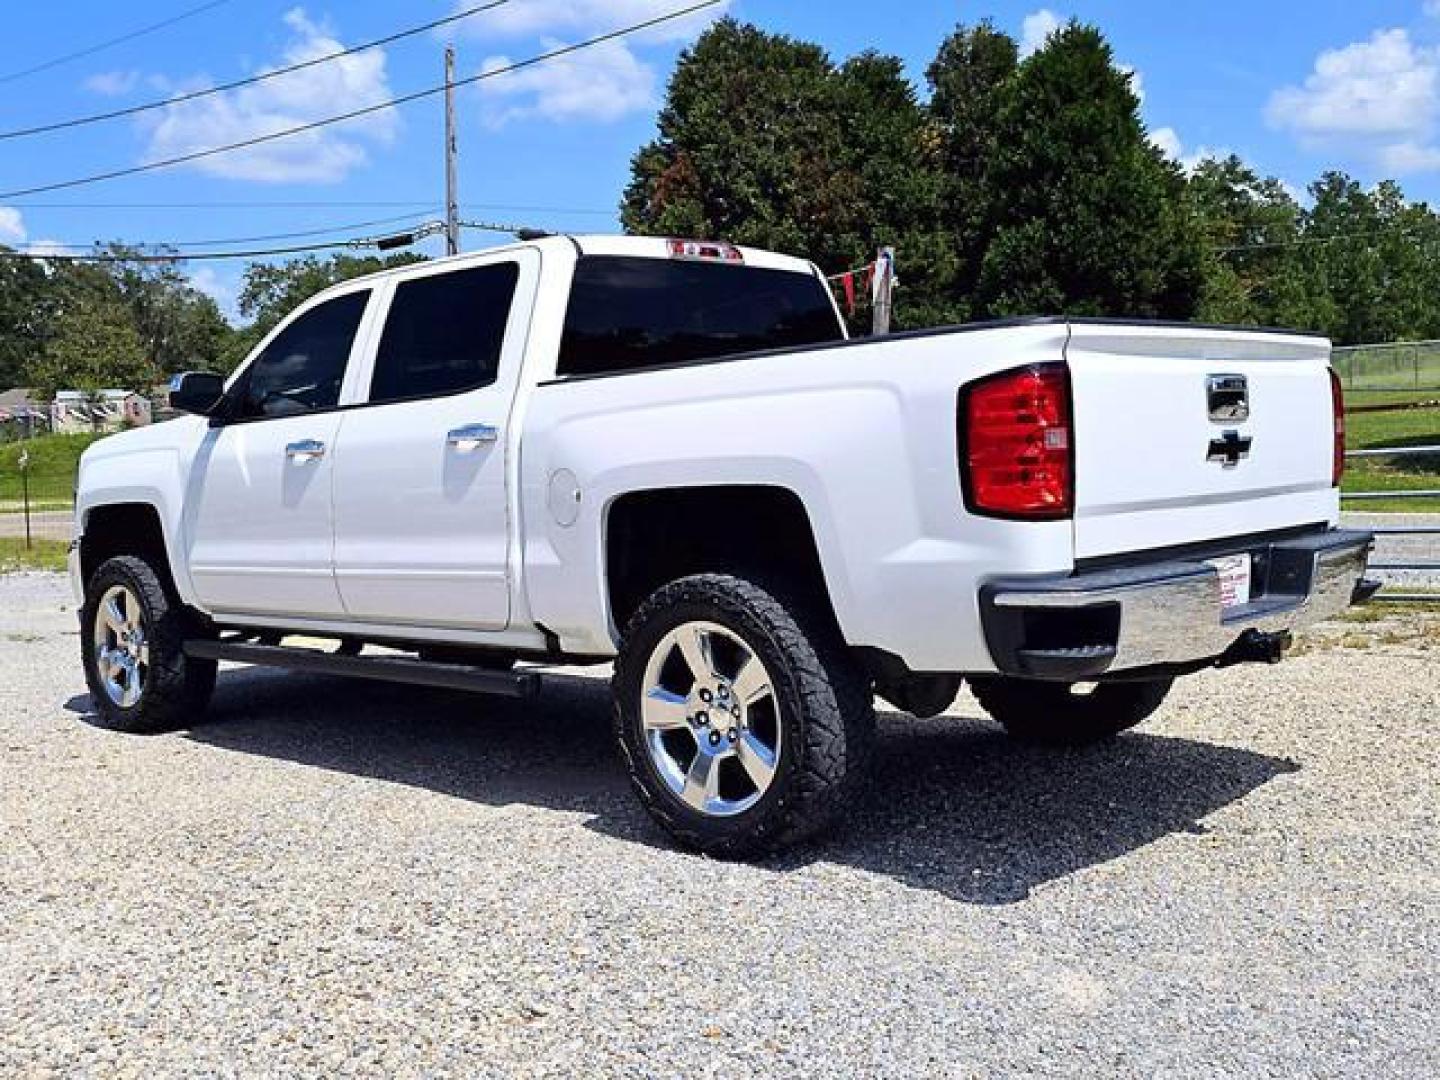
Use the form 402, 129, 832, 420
1206, 553, 1253, 611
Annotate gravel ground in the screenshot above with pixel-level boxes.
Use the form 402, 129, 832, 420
1, 573, 1437, 1078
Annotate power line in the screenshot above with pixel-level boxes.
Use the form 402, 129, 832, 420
0, 241, 384, 264
2, 200, 612, 214
0, 1, 234, 87
0, 1, 515, 141
0, 227, 449, 265
0, 0, 723, 200
0, 219, 556, 264
118, 211, 446, 251
1217, 224, 1433, 254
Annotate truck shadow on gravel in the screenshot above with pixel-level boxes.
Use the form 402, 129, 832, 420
74, 668, 1297, 905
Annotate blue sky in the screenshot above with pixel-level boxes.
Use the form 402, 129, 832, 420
2, 0, 1439, 321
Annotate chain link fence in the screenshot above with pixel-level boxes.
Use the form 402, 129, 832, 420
1332, 340, 1440, 395
1332, 340, 1440, 601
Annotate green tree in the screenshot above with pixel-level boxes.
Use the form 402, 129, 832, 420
1186, 155, 1308, 327
96, 246, 231, 375
28, 289, 156, 402
974, 22, 1204, 318
0, 250, 54, 389
926, 20, 1019, 322
621, 18, 949, 330
1290, 173, 1440, 344
221, 251, 426, 371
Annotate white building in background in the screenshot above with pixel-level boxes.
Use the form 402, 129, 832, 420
50, 390, 152, 434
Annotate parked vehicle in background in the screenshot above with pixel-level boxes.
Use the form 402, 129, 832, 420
70, 235, 1376, 856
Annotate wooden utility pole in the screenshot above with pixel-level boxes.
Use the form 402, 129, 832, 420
872, 246, 895, 336
444, 45, 460, 257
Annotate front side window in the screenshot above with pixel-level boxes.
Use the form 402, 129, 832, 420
231, 291, 370, 420
557, 256, 845, 378
369, 263, 520, 404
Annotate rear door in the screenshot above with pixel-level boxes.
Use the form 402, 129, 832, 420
329, 251, 539, 629
1066, 323, 1339, 559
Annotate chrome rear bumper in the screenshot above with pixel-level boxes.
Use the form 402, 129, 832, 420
981, 528, 1375, 680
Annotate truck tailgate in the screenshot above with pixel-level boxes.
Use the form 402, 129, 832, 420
1066, 322, 1338, 560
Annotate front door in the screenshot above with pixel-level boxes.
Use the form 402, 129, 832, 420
184, 288, 374, 619
330, 253, 537, 629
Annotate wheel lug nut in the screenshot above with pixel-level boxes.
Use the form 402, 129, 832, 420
708, 731, 721, 747
731, 706, 741, 719
727, 729, 738, 743
695, 711, 709, 727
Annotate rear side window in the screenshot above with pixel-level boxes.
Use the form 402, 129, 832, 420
233, 291, 369, 420
369, 262, 520, 404
557, 256, 844, 378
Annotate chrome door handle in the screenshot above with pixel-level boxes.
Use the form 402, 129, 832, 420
285, 439, 327, 461
447, 423, 499, 449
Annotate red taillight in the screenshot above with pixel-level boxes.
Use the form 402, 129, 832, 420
960, 363, 1073, 519
1329, 367, 1345, 487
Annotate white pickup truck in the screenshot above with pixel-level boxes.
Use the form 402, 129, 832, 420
72, 235, 1375, 855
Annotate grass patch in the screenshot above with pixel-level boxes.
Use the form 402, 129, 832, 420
1345, 389, 1440, 409
1342, 402, 1440, 512
0, 433, 102, 483
0, 539, 70, 573
0, 433, 99, 512
1338, 600, 1440, 622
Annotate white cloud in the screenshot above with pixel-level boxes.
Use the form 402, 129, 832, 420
478, 38, 655, 126
1150, 126, 1183, 159
453, 0, 727, 126
1120, 64, 1145, 106
1019, 9, 1063, 59
0, 207, 26, 245
187, 266, 240, 322
142, 8, 399, 184
24, 239, 69, 265
85, 70, 142, 96
1266, 28, 1440, 173
1149, 127, 1229, 173
1377, 140, 1440, 172
452, 0, 730, 44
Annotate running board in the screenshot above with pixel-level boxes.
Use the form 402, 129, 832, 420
183, 639, 542, 698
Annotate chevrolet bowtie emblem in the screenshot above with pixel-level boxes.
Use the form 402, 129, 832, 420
1207, 430, 1253, 468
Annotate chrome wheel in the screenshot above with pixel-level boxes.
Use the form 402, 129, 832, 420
92, 585, 149, 709
640, 621, 782, 817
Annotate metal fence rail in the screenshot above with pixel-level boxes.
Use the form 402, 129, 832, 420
1342, 443, 1439, 602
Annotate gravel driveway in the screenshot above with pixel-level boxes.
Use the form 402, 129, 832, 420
2, 573, 1436, 1077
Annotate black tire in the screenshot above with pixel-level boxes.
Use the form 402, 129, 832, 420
613, 573, 874, 858
81, 555, 216, 734
968, 676, 1173, 745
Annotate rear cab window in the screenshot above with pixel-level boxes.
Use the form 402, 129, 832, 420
557, 256, 844, 378
369, 262, 520, 405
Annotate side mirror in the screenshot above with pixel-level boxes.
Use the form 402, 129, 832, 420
168, 372, 226, 417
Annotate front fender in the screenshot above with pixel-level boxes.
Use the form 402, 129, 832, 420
76, 439, 203, 611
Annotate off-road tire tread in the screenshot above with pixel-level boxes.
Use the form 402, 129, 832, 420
968, 675, 1173, 745
81, 555, 216, 734
613, 573, 874, 858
